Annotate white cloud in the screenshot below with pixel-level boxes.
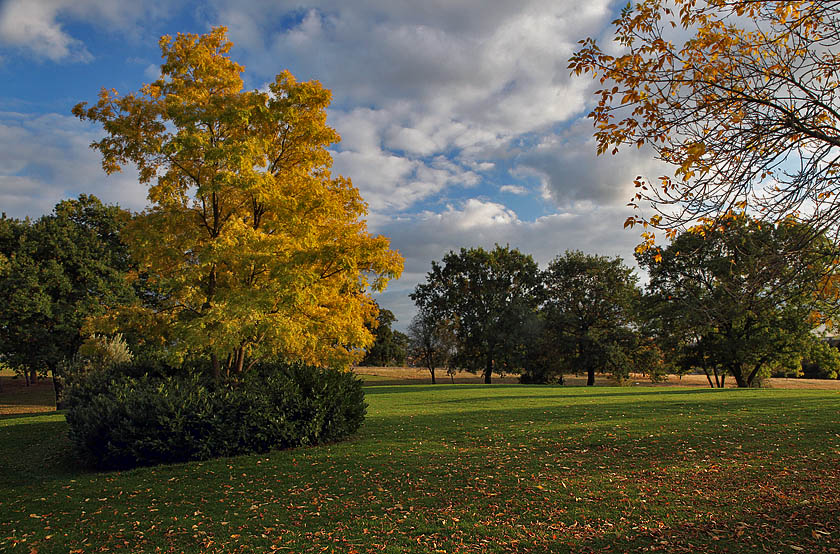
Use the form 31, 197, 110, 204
500, 185, 528, 195
373, 200, 644, 329
206, 0, 618, 211
0, 0, 91, 62
0, 0, 178, 62
0, 111, 148, 218
422, 199, 519, 230
514, 120, 670, 209
144, 63, 161, 81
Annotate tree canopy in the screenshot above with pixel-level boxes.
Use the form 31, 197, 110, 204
638, 216, 840, 387
407, 309, 456, 384
74, 27, 403, 377
411, 245, 542, 383
360, 305, 409, 367
0, 195, 136, 388
570, 1, 840, 248
541, 251, 647, 386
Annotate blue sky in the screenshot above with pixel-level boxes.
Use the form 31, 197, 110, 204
0, 0, 665, 329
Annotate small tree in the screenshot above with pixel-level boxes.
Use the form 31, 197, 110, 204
0, 196, 136, 400
411, 245, 542, 383
74, 28, 402, 378
407, 310, 456, 384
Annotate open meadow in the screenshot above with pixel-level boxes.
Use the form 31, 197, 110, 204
1, 379, 839, 553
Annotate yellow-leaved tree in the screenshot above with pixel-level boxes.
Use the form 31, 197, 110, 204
73, 27, 403, 378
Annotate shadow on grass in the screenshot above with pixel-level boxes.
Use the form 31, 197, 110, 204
0, 416, 85, 488
0, 411, 62, 423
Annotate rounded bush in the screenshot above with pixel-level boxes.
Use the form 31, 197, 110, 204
64, 361, 366, 469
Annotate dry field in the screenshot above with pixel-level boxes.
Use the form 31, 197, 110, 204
0, 375, 56, 415
354, 365, 840, 389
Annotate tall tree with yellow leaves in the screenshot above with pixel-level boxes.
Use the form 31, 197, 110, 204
74, 27, 403, 379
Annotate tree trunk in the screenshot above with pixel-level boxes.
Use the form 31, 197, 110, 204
746, 364, 764, 388
484, 356, 493, 384
52, 369, 64, 410
587, 368, 595, 386
702, 367, 715, 388
428, 367, 436, 384
29, 367, 37, 385
731, 364, 748, 388
234, 346, 245, 375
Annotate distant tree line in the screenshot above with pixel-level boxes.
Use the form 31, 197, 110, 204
409, 216, 840, 387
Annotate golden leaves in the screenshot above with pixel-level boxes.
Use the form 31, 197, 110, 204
75, 27, 404, 370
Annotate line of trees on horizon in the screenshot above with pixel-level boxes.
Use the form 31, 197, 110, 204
403, 215, 840, 387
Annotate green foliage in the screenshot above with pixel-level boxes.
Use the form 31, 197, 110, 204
361, 306, 409, 366
639, 217, 840, 387
0, 196, 136, 383
64, 360, 366, 469
56, 334, 134, 407
70, 334, 134, 374
535, 251, 646, 385
411, 245, 542, 383
802, 339, 840, 380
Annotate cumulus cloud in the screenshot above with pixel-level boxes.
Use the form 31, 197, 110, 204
205, 0, 617, 211
0, 112, 148, 218
422, 199, 519, 230
372, 199, 644, 329
0, 0, 178, 62
514, 120, 671, 209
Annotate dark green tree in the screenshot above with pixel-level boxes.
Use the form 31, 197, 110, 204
541, 251, 644, 386
0, 195, 136, 401
411, 245, 542, 383
638, 216, 840, 388
360, 305, 409, 367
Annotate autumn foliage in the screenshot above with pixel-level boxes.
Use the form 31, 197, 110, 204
73, 27, 403, 377
570, 1, 840, 248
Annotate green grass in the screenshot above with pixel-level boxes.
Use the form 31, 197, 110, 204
1, 386, 838, 553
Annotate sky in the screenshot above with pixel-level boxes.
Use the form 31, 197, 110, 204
0, 0, 667, 330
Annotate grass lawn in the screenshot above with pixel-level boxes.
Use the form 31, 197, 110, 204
1, 385, 838, 553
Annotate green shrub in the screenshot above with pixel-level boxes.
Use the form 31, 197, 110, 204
65, 361, 366, 469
